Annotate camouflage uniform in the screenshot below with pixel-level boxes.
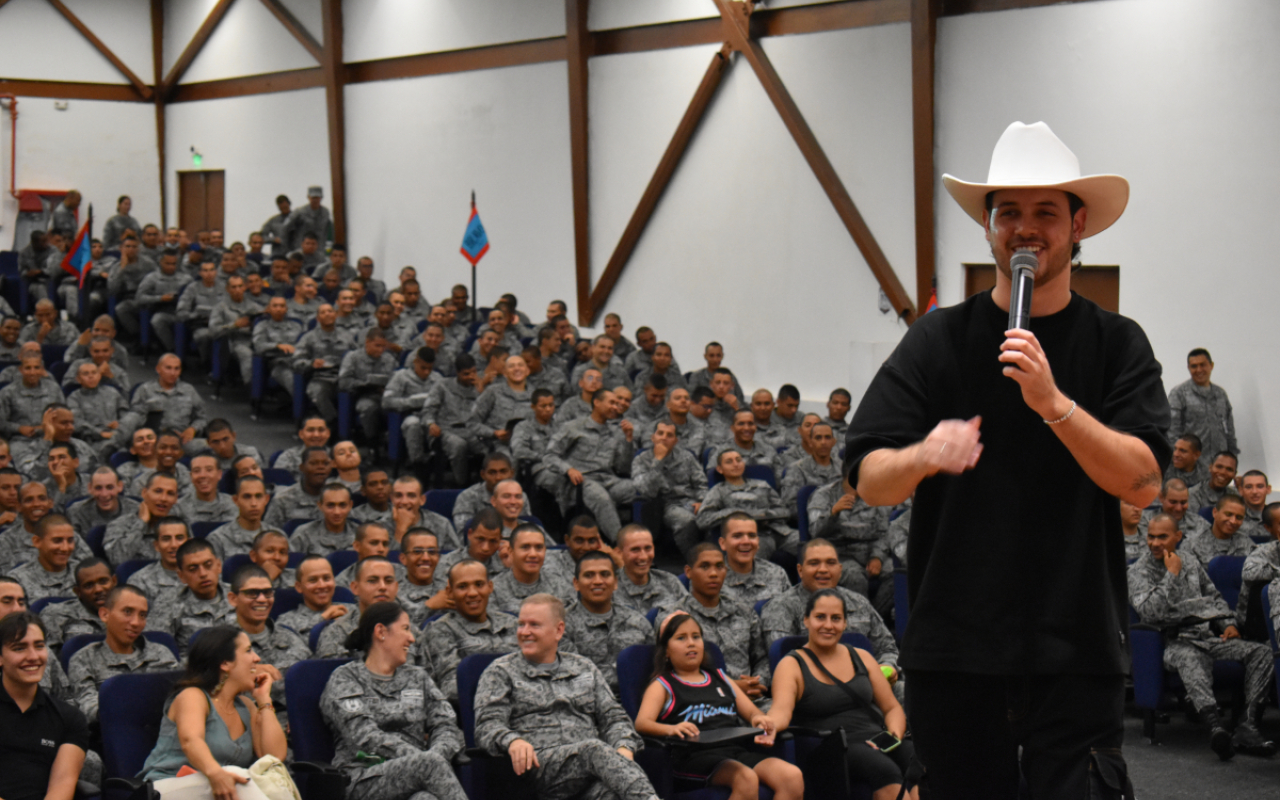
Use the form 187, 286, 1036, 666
315, 608, 363, 659
472, 382, 533, 454
1167, 379, 1238, 469
1139, 508, 1210, 541
294, 327, 354, 422
262, 484, 324, 530
176, 493, 238, 526
39, 597, 103, 650
244, 619, 310, 706
381, 368, 443, 464
544, 417, 636, 542
631, 447, 706, 548
339, 349, 398, 440
252, 317, 305, 398
284, 205, 332, 252
474, 651, 655, 800
688, 368, 744, 403
1184, 529, 1255, 566
209, 297, 264, 384
780, 455, 843, 510
760, 584, 900, 673
721, 558, 792, 608
349, 503, 392, 529
1129, 551, 1272, 712
290, 519, 359, 556
320, 660, 467, 800
615, 569, 687, 615
128, 562, 184, 601
511, 418, 555, 491
551, 396, 591, 429
133, 270, 193, 350
276, 603, 355, 639
0, 522, 87, 573
808, 480, 893, 612
129, 381, 209, 444
451, 482, 531, 537
713, 439, 783, 478
103, 513, 169, 566
1122, 532, 1146, 562
637, 414, 706, 461
562, 600, 654, 691
571, 360, 631, 392
68, 637, 179, 722
696, 479, 798, 559
1164, 461, 1208, 490
1240, 541, 1280, 630
11, 561, 76, 604
206, 520, 273, 560
65, 359, 133, 395
436, 548, 505, 581
656, 594, 769, 682
147, 583, 236, 655
424, 609, 519, 700
630, 367, 687, 396
67, 384, 131, 454
1188, 482, 1238, 515
0, 380, 65, 437
528, 366, 569, 403
398, 576, 447, 626
491, 570, 575, 616
19, 319, 81, 346
419, 380, 483, 484
175, 282, 223, 347
334, 562, 407, 589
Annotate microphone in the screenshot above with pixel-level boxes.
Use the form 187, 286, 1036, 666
1007, 249, 1038, 331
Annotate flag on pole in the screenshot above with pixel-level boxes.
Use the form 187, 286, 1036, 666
460, 192, 489, 266
61, 204, 93, 289
925, 287, 939, 313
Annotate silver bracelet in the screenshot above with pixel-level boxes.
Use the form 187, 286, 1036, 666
1044, 400, 1077, 425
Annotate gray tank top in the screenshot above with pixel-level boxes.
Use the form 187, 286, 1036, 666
138, 690, 254, 780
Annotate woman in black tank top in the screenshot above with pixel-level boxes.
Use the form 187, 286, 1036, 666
770, 590, 919, 800
635, 613, 803, 800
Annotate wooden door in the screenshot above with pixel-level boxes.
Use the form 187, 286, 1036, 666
963, 263, 1119, 312
177, 170, 225, 234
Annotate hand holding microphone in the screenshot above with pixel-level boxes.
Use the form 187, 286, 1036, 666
1007, 248, 1038, 332
999, 248, 1070, 420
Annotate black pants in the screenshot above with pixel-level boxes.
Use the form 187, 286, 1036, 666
906, 670, 1127, 799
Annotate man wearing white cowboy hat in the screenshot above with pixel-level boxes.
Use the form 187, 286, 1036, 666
845, 122, 1174, 798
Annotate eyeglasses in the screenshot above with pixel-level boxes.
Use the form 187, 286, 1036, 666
235, 589, 275, 600
407, 548, 441, 557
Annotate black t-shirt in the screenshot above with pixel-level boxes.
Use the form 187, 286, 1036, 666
846, 291, 1171, 675
0, 680, 90, 800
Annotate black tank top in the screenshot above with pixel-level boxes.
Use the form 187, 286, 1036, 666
788, 645, 883, 740
655, 668, 740, 730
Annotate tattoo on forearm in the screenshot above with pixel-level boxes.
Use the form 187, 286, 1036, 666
1132, 471, 1161, 491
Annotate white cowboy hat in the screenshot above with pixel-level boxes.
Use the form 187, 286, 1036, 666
942, 121, 1130, 239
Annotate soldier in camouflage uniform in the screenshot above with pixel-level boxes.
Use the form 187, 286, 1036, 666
284, 189, 332, 252
396, 529, 449, 625
1129, 513, 1274, 757
1168, 349, 1237, 470
760, 540, 900, 687
1165, 434, 1208, 489
570, 336, 630, 391
228, 565, 310, 711
631, 421, 706, 552
472, 355, 535, 455
206, 476, 274, 560
146, 539, 234, 656
560, 551, 652, 692
1188, 452, 1240, 514
696, 451, 797, 559
39, 558, 113, 651
263, 448, 332, 530
713, 410, 784, 478
389, 476, 460, 551
780, 423, 843, 510
315, 557, 402, 660
381, 348, 443, 464
544, 389, 636, 542
127, 518, 188, 601
631, 344, 686, 397
552, 368, 601, 429
523, 345, 569, 402
1184, 495, 1255, 570
615, 526, 688, 613
436, 508, 507, 580
294, 304, 354, 424
0, 358, 65, 445
103, 473, 181, 567
252, 297, 305, 401
511, 390, 557, 495
656, 544, 770, 699
1241, 505, 1280, 636
175, 262, 223, 359
128, 356, 209, 454
418, 355, 484, 485
491, 525, 574, 615
208, 275, 263, 385
450, 454, 529, 533
66, 362, 131, 456
717, 514, 792, 608
474, 594, 659, 800
1119, 499, 1146, 563
1137, 478, 1210, 541
68, 585, 179, 723
339, 329, 398, 441
1238, 471, 1272, 540
808, 470, 894, 615
320, 600, 468, 800
423, 559, 519, 700
132, 252, 193, 351
275, 555, 355, 639
638, 387, 706, 461
176, 453, 237, 525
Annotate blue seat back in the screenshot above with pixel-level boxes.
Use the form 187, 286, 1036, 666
85, 525, 108, 559
425, 489, 462, 520
283, 518, 310, 536
1199, 506, 1214, 524
458, 651, 506, 747
309, 618, 331, 652
116, 559, 155, 584
615, 642, 727, 721
264, 468, 296, 486
1206, 555, 1247, 609
767, 632, 874, 673
271, 587, 304, 619
327, 550, 358, 576
99, 670, 183, 782
222, 553, 253, 584
286, 658, 352, 763
191, 520, 221, 539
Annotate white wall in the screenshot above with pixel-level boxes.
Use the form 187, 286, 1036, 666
164, 88, 329, 243
0, 98, 160, 245
935, 0, 1280, 475
177, 0, 318, 84
343, 62, 576, 309
344, 0, 565, 63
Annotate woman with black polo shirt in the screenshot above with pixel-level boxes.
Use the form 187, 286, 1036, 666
0, 611, 89, 800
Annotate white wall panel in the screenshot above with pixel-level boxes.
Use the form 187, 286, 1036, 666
182, 0, 319, 83
0, 0, 127, 83
344, 0, 564, 64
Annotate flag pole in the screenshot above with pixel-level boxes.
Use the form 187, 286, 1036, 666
470, 190, 477, 320
80, 204, 93, 326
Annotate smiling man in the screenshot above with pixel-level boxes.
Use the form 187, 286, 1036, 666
562, 550, 652, 693
275, 555, 354, 638
146, 538, 233, 656
1168, 349, 1237, 472
424, 559, 518, 701
227, 564, 309, 710
315, 557, 401, 659
490, 524, 573, 615
847, 122, 1170, 797
38, 558, 115, 651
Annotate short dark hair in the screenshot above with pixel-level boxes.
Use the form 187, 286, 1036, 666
0, 611, 46, 650
1187, 348, 1212, 362
471, 507, 502, 534
829, 388, 852, 402
176, 538, 216, 568
230, 564, 270, 593
1212, 451, 1239, 467
205, 419, 234, 435
354, 555, 393, 581
646, 374, 668, 391
415, 346, 436, 364
481, 452, 513, 472
74, 557, 110, 583
576, 550, 614, 578
985, 190, 1084, 260
1216, 494, 1247, 511
691, 387, 715, 403
1175, 432, 1203, 453
531, 388, 555, 404
455, 353, 476, 373
685, 541, 721, 568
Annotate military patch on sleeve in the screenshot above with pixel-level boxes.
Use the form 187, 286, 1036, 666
341, 698, 363, 713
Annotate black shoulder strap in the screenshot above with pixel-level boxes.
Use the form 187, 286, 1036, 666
798, 646, 884, 724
